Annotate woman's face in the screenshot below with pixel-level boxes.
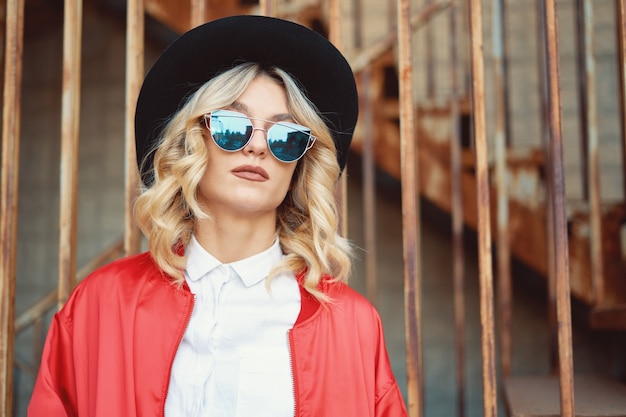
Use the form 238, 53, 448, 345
197, 74, 299, 220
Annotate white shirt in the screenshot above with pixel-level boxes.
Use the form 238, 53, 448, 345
164, 236, 301, 417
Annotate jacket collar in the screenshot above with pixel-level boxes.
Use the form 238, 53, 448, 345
294, 271, 337, 326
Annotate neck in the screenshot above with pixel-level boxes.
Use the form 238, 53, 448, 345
193, 210, 278, 263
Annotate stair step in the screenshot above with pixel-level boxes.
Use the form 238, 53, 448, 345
504, 375, 626, 417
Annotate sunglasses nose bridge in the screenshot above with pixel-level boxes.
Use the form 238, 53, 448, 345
250, 126, 268, 137
243, 126, 270, 155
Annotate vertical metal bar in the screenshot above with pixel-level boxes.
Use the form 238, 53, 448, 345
617, 0, 626, 201
581, 0, 605, 305
575, 0, 590, 200
329, 0, 349, 238
449, 1, 466, 416
259, 0, 277, 16
537, 0, 559, 375
124, 0, 144, 256
500, 1, 512, 146
0, 2, 6, 103
468, 0, 498, 415
58, 0, 83, 307
542, 0, 576, 414
0, 0, 25, 413
355, 0, 378, 306
398, 0, 424, 415
460, 0, 472, 99
426, 0, 435, 98
492, 0, 512, 378
190, 0, 206, 27
537, 0, 550, 143
362, 67, 378, 306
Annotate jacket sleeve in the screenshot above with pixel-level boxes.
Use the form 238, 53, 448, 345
376, 381, 409, 417
28, 312, 78, 417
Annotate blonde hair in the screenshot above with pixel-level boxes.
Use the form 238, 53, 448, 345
134, 63, 352, 301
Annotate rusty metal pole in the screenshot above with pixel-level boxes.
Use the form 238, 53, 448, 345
575, 0, 590, 200
260, 0, 277, 16
580, 0, 604, 305
449, 2, 466, 416
398, 0, 424, 415
492, 0, 512, 378
502, 4, 512, 145
362, 67, 378, 306
355, 0, 378, 306
460, 0, 472, 100
0, 3, 6, 102
542, 0, 576, 414
468, 0, 498, 415
329, 0, 349, 238
426, 0, 435, 98
190, 0, 206, 27
0, 0, 25, 414
124, 0, 144, 256
58, 0, 83, 307
617, 0, 626, 202
536, 0, 559, 375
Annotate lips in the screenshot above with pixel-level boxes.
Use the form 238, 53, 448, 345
231, 165, 270, 181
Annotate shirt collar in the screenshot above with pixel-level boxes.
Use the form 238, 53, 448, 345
185, 235, 284, 287
184, 236, 222, 282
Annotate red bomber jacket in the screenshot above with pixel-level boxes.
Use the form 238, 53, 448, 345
28, 252, 408, 417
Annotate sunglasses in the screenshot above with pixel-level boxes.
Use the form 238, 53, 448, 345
202, 109, 317, 163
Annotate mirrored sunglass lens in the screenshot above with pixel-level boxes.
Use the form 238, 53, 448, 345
210, 114, 252, 151
268, 124, 310, 162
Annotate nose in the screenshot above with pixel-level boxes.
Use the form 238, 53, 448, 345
243, 127, 269, 158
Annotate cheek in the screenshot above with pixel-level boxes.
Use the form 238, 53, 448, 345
279, 165, 298, 192
197, 158, 222, 199
196, 170, 214, 204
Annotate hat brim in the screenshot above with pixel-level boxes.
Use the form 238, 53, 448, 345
135, 15, 358, 185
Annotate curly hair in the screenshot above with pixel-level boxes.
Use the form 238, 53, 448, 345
134, 62, 352, 301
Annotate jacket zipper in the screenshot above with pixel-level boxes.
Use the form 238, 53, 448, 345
287, 329, 298, 417
162, 294, 195, 417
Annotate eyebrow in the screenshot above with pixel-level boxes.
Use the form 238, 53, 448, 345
230, 101, 292, 122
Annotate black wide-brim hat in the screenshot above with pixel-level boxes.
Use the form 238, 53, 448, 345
135, 14, 358, 186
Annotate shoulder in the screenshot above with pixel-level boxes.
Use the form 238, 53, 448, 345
326, 280, 373, 306
58, 252, 189, 332
76, 252, 162, 289
313, 281, 393, 362
324, 281, 383, 325
62, 252, 175, 312
92, 251, 159, 275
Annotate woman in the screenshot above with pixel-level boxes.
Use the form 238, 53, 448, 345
29, 15, 408, 417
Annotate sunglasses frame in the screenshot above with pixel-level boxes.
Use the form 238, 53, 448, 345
202, 109, 317, 163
